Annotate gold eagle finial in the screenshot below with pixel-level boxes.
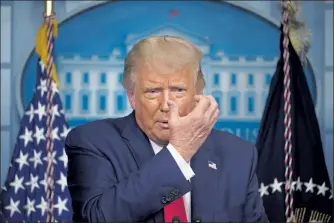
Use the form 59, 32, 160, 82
280, 1, 311, 65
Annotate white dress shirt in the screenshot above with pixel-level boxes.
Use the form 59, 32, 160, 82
150, 140, 195, 222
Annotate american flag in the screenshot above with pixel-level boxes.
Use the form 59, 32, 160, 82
0, 17, 73, 222
208, 161, 217, 170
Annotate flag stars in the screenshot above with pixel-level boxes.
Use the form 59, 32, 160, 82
37, 79, 47, 97
52, 104, 61, 118
33, 126, 45, 145
295, 177, 303, 191
35, 102, 46, 121
43, 151, 57, 164
29, 150, 43, 169
39, 60, 46, 73
304, 178, 316, 193
259, 183, 269, 197
51, 127, 60, 141
25, 104, 35, 123
9, 175, 25, 194
51, 81, 59, 94
19, 127, 33, 147
23, 197, 36, 216
25, 174, 40, 193
54, 196, 69, 215
14, 151, 29, 171
56, 172, 68, 192
316, 182, 329, 196
58, 149, 68, 168
270, 178, 283, 193
1, 185, 7, 191
3, 59, 72, 221
260, 178, 333, 199
36, 197, 48, 216
4, 198, 20, 217
60, 125, 71, 139
39, 176, 48, 192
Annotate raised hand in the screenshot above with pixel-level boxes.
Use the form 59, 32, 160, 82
167, 95, 219, 162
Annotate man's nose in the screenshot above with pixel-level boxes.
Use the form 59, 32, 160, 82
160, 90, 173, 112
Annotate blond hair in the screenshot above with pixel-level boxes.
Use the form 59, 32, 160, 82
122, 36, 205, 91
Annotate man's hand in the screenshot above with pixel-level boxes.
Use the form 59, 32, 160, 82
167, 95, 219, 162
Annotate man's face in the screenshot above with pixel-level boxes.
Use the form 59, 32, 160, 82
128, 65, 198, 145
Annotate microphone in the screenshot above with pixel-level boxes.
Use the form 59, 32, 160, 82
192, 216, 202, 223
172, 216, 180, 223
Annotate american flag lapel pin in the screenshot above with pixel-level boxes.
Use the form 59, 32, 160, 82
208, 161, 217, 170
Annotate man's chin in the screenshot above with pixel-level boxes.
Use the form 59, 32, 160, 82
154, 132, 170, 146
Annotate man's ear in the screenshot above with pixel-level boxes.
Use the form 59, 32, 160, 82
126, 90, 135, 110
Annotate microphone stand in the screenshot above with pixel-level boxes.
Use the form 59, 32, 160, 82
192, 217, 202, 223
171, 215, 202, 223
172, 216, 180, 223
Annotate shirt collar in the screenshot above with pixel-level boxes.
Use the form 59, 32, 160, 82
149, 139, 164, 155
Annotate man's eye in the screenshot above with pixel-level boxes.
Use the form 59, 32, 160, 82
146, 89, 158, 93
173, 88, 185, 93
145, 89, 161, 95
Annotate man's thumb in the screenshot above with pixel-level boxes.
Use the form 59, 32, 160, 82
167, 100, 179, 121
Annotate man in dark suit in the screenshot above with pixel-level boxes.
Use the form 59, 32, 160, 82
65, 36, 268, 222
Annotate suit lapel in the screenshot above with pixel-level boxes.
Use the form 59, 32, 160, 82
121, 112, 163, 223
121, 111, 155, 169
191, 135, 221, 222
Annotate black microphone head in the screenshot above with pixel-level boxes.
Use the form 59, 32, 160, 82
172, 216, 180, 223
192, 216, 202, 223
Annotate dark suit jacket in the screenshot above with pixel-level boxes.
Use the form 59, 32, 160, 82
65, 111, 268, 222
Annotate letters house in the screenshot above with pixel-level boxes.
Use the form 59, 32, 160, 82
56, 25, 278, 123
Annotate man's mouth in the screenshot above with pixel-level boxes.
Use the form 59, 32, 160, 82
157, 120, 169, 128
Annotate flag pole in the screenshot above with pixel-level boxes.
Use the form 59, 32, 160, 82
45, 0, 53, 17
44, 0, 56, 222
